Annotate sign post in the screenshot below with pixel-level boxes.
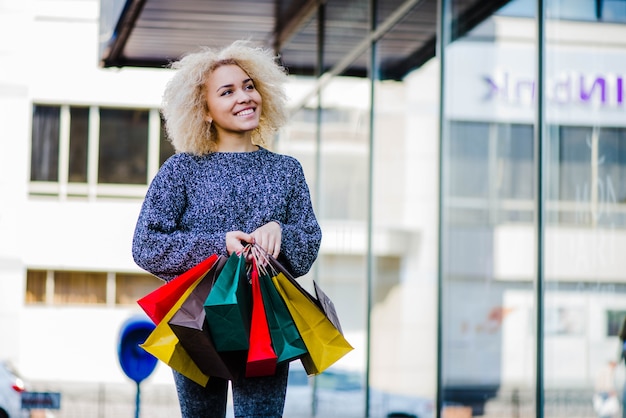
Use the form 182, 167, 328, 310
118, 316, 157, 418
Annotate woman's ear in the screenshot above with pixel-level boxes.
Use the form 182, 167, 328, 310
203, 100, 212, 123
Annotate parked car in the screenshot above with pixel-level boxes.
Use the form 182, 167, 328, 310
285, 367, 434, 418
0, 361, 26, 418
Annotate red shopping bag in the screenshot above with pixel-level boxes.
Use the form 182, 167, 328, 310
138, 254, 219, 325
245, 258, 277, 377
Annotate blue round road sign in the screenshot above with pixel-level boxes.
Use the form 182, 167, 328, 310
118, 316, 158, 383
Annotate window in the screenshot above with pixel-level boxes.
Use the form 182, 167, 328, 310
448, 121, 626, 226
549, 125, 626, 226
498, 0, 626, 22
69, 106, 89, 183
449, 121, 534, 201
607, 310, 626, 337
54, 271, 107, 304
496, 124, 534, 200
116, 273, 160, 305
29, 104, 175, 198
159, 115, 175, 166
449, 121, 491, 199
31, 105, 60, 182
98, 108, 149, 185
25, 269, 158, 306
448, 121, 535, 224
26, 270, 47, 303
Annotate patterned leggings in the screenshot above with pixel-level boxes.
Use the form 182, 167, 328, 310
173, 363, 289, 418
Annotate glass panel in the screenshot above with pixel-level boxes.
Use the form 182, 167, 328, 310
98, 108, 149, 184
367, 1, 440, 417
281, 71, 370, 415
310, 51, 371, 418
54, 271, 107, 304
496, 124, 535, 202
278, 96, 321, 408
276, 103, 318, 201
26, 270, 47, 303
602, 1, 626, 22
69, 106, 89, 183
31, 105, 60, 182
318, 80, 369, 222
441, 0, 538, 416
544, 0, 626, 416
115, 273, 160, 305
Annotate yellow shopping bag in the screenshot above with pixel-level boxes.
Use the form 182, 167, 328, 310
271, 272, 353, 375
140, 275, 210, 387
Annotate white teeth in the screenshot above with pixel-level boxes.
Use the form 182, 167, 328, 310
237, 109, 254, 116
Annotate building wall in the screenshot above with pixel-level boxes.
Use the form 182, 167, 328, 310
0, 0, 174, 384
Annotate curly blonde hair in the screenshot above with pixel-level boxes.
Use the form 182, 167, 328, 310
161, 40, 289, 155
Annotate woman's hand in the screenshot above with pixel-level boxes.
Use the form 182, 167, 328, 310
225, 230, 254, 255
250, 221, 282, 258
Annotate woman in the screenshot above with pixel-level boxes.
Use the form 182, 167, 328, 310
132, 40, 322, 418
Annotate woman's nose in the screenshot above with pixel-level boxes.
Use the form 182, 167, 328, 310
236, 89, 252, 102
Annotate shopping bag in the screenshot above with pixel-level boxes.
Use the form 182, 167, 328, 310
267, 254, 344, 332
271, 268, 353, 376
312, 281, 344, 333
245, 260, 277, 377
138, 254, 219, 325
204, 251, 251, 351
258, 270, 308, 364
140, 275, 210, 387
168, 256, 244, 380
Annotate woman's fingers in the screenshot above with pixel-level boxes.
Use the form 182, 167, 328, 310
225, 231, 254, 254
251, 222, 281, 258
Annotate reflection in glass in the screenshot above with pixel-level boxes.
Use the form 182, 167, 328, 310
441, 0, 538, 416
368, 1, 440, 417
544, 1, 626, 416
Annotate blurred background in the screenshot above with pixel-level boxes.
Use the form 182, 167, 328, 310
1, 0, 626, 417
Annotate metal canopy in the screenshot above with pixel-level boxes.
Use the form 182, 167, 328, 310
99, 0, 510, 80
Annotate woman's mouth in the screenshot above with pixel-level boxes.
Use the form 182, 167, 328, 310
236, 108, 254, 116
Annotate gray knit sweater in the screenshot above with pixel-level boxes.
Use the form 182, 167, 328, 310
132, 147, 322, 281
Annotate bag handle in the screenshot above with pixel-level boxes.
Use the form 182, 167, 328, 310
249, 243, 278, 277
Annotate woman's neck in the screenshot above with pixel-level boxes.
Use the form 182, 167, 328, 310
214, 134, 257, 152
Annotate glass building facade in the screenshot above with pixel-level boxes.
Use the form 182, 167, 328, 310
273, 0, 626, 417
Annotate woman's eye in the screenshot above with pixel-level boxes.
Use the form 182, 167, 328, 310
245, 84, 255, 91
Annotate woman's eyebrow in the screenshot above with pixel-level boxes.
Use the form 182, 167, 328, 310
216, 78, 253, 92
216, 83, 234, 92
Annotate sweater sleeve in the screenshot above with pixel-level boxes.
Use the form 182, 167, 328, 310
278, 159, 322, 278
131, 157, 226, 281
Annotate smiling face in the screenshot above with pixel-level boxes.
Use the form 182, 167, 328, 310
204, 64, 263, 143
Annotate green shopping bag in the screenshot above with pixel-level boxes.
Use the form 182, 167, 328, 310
258, 270, 308, 364
204, 251, 251, 351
